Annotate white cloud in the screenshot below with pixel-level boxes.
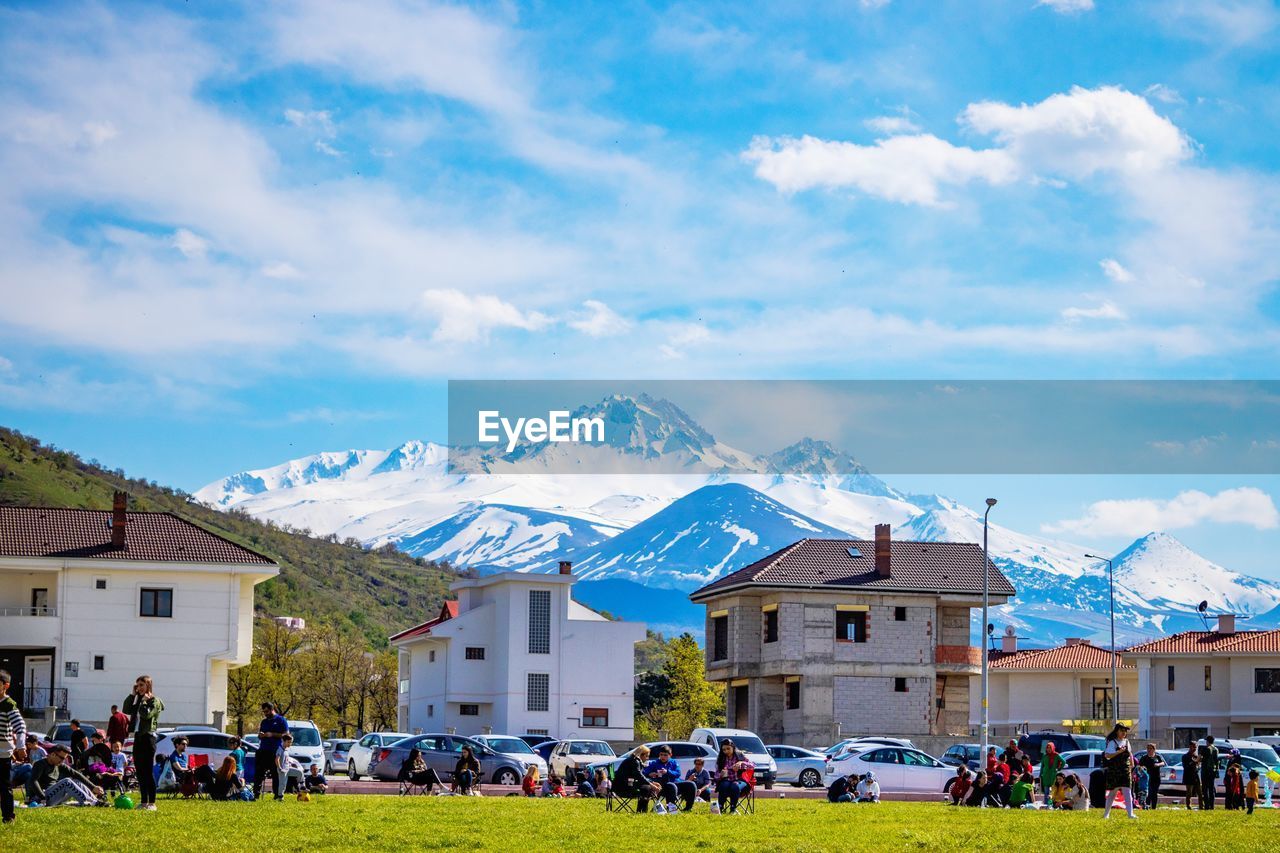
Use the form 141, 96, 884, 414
260, 262, 302, 280
864, 115, 921, 135
1037, 0, 1094, 13
569, 300, 630, 337
1043, 487, 1280, 538
1148, 434, 1224, 455
419, 289, 551, 343
1144, 83, 1184, 105
170, 228, 209, 259
1158, 0, 1280, 47
658, 323, 711, 359
743, 133, 1017, 206
283, 108, 336, 137
313, 140, 341, 157
1062, 301, 1127, 321
1099, 258, 1135, 283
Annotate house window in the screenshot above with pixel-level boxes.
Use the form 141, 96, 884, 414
582, 707, 609, 727
1168, 665, 1175, 691
712, 615, 728, 661
836, 611, 867, 642
786, 680, 800, 710
763, 609, 778, 644
459, 704, 479, 716
528, 590, 551, 654
93, 655, 105, 671
527, 672, 550, 712
894, 606, 907, 622
398, 679, 409, 694
1204, 665, 1213, 691
465, 647, 485, 660
427, 704, 434, 718
894, 677, 908, 693
1256, 669, 1280, 694
95, 578, 107, 590
139, 587, 173, 618
428, 650, 436, 663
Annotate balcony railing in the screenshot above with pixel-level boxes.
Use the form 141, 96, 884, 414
935, 645, 981, 666
1075, 702, 1141, 721
0, 606, 57, 617
22, 687, 68, 713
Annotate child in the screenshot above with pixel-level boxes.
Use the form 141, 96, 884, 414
1133, 765, 1149, 809
965, 771, 988, 807
1050, 775, 1069, 809
949, 767, 972, 805
1224, 764, 1244, 810
546, 773, 566, 798
1245, 770, 1260, 815
521, 764, 539, 797
855, 771, 880, 803
305, 764, 327, 794
1009, 772, 1036, 808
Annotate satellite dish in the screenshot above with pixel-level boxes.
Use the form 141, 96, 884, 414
1004, 625, 1017, 638
987, 623, 995, 636
1197, 601, 1208, 613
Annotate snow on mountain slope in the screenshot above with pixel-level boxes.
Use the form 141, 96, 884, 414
1111, 532, 1280, 616
396, 503, 622, 569
516, 483, 853, 588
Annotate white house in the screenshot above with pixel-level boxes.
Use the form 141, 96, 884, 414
391, 563, 645, 741
0, 493, 278, 727
1125, 616, 1280, 745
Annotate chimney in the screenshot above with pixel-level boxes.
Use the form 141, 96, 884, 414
1001, 634, 1018, 654
1217, 614, 1236, 635
558, 560, 572, 576
874, 524, 891, 577
110, 490, 128, 549
1065, 637, 1086, 646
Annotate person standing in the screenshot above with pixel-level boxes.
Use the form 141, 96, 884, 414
0, 669, 28, 824
253, 701, 288, 800
1040, 742, 1064, 800
123, 673, 164, 811
1180, 743, 1200, 809
68, 719, 87, 767
1245, 770, 1261, 815
1137, 743, 1165, 809
1101, 722, 1137, 819
105, 704, 129, 746
1198, 735, 1220, 810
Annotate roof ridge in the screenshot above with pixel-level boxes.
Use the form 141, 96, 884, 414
1215, 626, 1280, 650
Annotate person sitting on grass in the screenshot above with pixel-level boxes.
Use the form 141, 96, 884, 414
592, 767, 610, 799
305, 764, 327, 794
827, 771, 859, 803
965, 771, 988, 807
545, 772, 567, 797
644, 744, 685, 813
91, 739, 127, 793
82, 731, 113, 771
1064, 774, 1089, 810
855, 771, 880, 803
206, 756, 247, 801
1049, 774, 1069, 809
615, 745, 662, 813
1009, 772, 1037, 808
949, 767, 972, 805
521, 764, 540, 797
452, 745, 481, 795
26, 744, 104, 807
398, 748, 445, 794
684, 757, 712, 809
712, 739, 754, 815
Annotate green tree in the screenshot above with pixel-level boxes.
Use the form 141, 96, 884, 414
658, 633, 724, 739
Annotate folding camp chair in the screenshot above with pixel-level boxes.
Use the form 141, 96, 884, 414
733, 767, 756, 815
604, 765, 640, 813
400, 777, 432, 796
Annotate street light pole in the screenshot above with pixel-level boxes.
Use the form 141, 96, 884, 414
980, 497, 997, 764
1086, 553, 1117, 724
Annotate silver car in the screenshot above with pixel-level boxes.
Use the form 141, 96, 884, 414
766, 744, 828, 788
369, 733, 530, 786
325, 738, 357, 775
348, 731, 413, 779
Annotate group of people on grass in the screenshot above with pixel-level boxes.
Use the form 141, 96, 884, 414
397, 745, 482, 796
603, 741, 755, 814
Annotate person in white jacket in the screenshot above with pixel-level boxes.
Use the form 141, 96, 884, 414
856, 772, 881, 803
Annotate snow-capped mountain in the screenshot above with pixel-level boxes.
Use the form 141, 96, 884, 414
196, 394, 1280, 645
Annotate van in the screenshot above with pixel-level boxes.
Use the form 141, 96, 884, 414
688, 727, 778, 788
284, 720, 326, 772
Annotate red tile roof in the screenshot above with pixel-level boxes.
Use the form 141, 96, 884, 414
690, 538, 1015, 600
0, 506, 275, 565
1124, 629, 1280, 655
389, 600, 459, 642
990, 640, 1131, 670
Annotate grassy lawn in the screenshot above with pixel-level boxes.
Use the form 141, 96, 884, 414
4, 796, 1278, 851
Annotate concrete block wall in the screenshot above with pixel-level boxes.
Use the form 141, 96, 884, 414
938, 607, 971, 647
834, 603, 933, 664
730, 605, 760, 664
833, 675, 933, 736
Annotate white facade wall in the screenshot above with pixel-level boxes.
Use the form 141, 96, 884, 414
972, 669, 1139, 733
0, 557, 273, 727
397, 574, 644, 740
1135, 654, 1280, 740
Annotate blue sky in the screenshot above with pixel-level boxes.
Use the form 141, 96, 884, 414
2, 1, 1279, 576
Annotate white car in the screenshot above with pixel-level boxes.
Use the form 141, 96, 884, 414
824, 736, 917, 757
347, 731, 413, 779
688, 727, 779, 788
827, 745, 953, 793
471, 734, 549, 779
548, 739, 617, 777
1033, 749, 1102, 781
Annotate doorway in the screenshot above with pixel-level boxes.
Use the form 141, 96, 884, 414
31, 587, 50, 615
1091, 686, 1113, 719
733, 685, 749, 729
25, 655, 53, 709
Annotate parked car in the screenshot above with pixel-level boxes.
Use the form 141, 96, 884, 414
548, 739, 617, 777
585, 741, 717, 779
241, 734, 260, 750
369, 733, 530, 786
45, 722, 99, 748
284, 720, 326, 773
325, 738, 357, 775
766, 744, 827, 788
1158, 749, 1274, 791
689, 728, 778, 788
519, 734, 554, 750
940, 743, 983, 771
533, 740, 560, 763
1204, 738, 1280, 769
470, 734, 549, 778
1033, 749, 1102, 781
823, 736, 916, 758
347, 731, 414, 779
1017, 731, 1106, 765
154, 731, 241, 767
827, 745, 953, 793
1253, 734, 1280, 749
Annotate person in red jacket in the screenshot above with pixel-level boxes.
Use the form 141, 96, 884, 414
105, 705, 129, 746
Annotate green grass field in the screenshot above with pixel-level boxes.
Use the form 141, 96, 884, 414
4, 796, 1278, 852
